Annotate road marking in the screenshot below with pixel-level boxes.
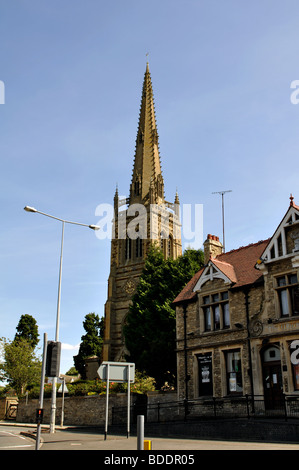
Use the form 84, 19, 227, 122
0, 430, 26, 439
0, 444, 34, 449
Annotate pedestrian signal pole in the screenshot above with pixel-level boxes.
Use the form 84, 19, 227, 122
35, 333, 47, 450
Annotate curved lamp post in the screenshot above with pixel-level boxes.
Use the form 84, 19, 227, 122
24, 206, 100, 433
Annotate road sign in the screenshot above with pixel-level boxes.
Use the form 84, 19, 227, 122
58, 383, 68, 393
97, 361, 135, 440
97, 361, 135, 383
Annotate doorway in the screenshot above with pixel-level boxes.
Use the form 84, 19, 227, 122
262, 345, 283, 409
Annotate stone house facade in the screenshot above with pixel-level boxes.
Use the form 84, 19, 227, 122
173, 196, 299, 409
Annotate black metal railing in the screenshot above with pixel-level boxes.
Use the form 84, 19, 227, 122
112, 394, 299, 425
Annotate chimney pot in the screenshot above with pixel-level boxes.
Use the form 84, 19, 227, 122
203, 233, 223, 264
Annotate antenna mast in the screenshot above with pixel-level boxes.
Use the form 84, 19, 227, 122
212, 190, 232, 253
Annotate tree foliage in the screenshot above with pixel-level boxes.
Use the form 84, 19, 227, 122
74, 313, 104, 379
14, 314, 39, 348
0, 337, 41, 395
0, 314, 41, 395
123, 245, 204, 388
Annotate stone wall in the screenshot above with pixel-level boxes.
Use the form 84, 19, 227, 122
17, 393, 132, 426
16, 392, 177, 427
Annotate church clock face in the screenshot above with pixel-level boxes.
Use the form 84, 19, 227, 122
124, 279, 135, 295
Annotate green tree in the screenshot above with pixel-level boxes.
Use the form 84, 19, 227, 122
123, 245, 204, 388
0, 337, 41, 395
14, 314, 39, 348
65, 366, 79, 376
74, 313, 104, 378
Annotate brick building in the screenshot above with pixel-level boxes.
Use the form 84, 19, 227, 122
102, 64, 182, 362
173, 196, 299, 409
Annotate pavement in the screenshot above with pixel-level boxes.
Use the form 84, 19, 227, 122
1, 421, 299, 451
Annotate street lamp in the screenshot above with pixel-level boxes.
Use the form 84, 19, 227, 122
24, 205, 100, 433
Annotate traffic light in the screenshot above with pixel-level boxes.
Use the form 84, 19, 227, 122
45, 341, 61, 377
36, 408, 43, 424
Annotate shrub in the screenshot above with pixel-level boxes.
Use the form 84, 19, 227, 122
23, 371, 156, 398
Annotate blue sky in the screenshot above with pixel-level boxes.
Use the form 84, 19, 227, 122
1, 0, 299, 377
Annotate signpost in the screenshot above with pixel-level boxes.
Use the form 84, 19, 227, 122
97, 361, 135, 439
57, 378, 68, 427
35, 333, 47, 451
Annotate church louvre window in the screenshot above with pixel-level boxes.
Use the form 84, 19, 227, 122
136, 237, 143, 258
125, 237, 132, 260
201, 291, 230, 332
275, 273, 299, 317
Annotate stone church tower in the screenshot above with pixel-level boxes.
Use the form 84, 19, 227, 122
102, 63, 182, 362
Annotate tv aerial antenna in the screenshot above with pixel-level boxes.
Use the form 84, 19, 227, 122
212, 190, 232, 253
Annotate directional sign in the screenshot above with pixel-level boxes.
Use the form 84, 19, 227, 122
97, 361, 135, 383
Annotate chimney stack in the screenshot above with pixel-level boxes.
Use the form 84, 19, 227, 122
203, 234, 223, 264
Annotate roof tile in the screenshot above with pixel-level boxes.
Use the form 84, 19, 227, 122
173, 238, 270, 304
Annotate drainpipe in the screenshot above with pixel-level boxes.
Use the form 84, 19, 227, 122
244, 288, 255, 413
182, 302, 189, 418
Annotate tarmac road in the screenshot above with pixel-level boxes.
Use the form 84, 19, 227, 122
37, 428, 299, 451
1, 423, 299, 451
0, 426, 36, 450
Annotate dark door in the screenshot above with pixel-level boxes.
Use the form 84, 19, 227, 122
262, 362, 283, 409
197, 353, 213, 397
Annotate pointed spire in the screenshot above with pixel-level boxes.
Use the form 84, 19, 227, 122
114, 184, 119, 213
174, 190, 180, 218
130, 63, 164, 203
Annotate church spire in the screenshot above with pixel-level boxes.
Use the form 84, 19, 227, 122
130, 63, 164, 204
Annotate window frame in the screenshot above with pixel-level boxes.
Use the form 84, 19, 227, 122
201, 291, 230, 332
275, 273, 299, 318
225, 349, 243, 396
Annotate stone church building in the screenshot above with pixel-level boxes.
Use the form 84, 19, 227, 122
102, 64, 182, 362
174, 196, 299, 409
